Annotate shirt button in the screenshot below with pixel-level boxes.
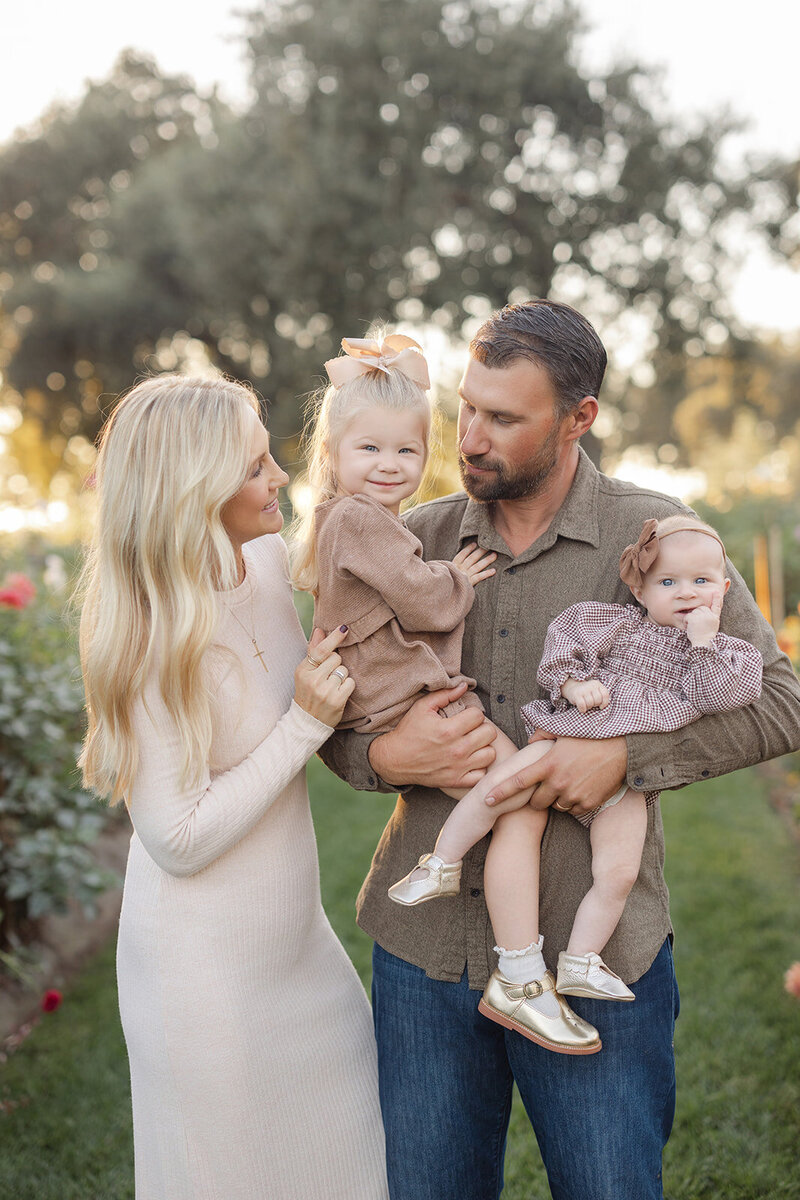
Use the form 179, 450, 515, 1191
701, 769, 710, 778
497, 694, 506, 704
634, 776, 644, 788
470, 888, 481, 898
499, 629, 509, 637
507, 566, 517, 575
367, 775, 376, 787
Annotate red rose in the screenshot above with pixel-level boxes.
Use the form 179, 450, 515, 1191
41, 989, 63, 1013
0, 572, 36, 609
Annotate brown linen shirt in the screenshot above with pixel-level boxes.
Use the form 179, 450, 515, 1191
319, 449, 800, 988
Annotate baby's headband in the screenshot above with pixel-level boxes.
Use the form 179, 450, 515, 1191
324, 334, 430, 390
619, 517, 726, 592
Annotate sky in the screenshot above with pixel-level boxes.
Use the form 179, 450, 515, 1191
2, 0, 800, 332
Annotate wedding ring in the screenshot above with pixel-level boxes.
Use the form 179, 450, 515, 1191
553, 801, 570, 812
306, 654, 322, 668
332, 667, 347, 682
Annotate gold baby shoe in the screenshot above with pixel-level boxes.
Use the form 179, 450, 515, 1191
556, 951, 635, 1001
387, 853, 462, 906
478, 970, 602, 1055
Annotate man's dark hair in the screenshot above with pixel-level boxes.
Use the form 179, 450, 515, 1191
469, 299, 607, 418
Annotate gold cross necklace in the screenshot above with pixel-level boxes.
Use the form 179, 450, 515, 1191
227, 569, 269, 674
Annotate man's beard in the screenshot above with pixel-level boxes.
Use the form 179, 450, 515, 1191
458, 423, 561, 502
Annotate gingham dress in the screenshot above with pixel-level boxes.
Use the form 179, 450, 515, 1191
521, 602, 763, 819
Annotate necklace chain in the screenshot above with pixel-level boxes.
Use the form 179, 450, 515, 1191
227, 573, 269, 674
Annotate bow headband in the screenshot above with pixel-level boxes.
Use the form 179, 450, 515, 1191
324, 334, 430, 390
619, 517, 726, 592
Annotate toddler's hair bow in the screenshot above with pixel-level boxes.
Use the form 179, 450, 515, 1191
324, 334, 430, 390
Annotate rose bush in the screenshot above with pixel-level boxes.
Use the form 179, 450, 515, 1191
0, 560, 116, 950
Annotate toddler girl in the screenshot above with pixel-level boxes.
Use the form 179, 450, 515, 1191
390, 516, 763, 1051
293, 332, 601, 1054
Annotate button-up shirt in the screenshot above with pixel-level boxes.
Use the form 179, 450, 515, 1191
320, 450, 800, 987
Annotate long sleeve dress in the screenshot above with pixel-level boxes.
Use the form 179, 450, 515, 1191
116, 534, 388, 1200
312, 494, 479, 732
521, 602, 763, 740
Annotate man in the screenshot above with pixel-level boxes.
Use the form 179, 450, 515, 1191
320, 300, 800, 1200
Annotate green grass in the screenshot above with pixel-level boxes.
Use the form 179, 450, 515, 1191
1, 764, 799, 1198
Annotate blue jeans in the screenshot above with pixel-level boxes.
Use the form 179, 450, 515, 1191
372, 938, 679, 1200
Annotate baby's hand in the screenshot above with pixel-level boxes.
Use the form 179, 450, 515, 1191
560, 678, 611, 713
453, 543, 497, 587
685, 591, 723, 647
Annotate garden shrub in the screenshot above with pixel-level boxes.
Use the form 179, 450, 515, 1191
0, 559, 116, 950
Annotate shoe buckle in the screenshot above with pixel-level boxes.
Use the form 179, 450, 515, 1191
522, 980, 543, 998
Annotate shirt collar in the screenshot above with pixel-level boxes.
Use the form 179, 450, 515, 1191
457, 446, 601, 563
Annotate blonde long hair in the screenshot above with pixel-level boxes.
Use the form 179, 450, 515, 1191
291, 367, 434, 594
77, 374, 259, 804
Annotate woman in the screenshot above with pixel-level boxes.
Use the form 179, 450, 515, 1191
78, 374, 388, 1199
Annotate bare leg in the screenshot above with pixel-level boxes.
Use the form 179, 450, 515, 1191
433, 738, 553, 863
388, 736, 553, 906
484, 804, 548, 951
567, 790, 648, 955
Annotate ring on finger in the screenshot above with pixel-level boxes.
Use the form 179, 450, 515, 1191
553, 801, 570, 812
306, 654, 322, 668
332, 667, 347, 682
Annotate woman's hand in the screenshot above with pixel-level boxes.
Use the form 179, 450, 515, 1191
294, 626, 355, 727
452, 543, 497, 586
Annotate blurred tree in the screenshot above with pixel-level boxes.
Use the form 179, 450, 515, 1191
0, 52, 229, 451
0, 0, 795, 480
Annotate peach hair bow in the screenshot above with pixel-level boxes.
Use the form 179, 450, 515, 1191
324, 334, 430, 390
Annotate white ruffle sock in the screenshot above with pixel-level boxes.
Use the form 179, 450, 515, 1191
494, 936, 560, 1017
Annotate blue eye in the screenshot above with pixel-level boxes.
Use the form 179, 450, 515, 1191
659, 578, 674, 587
695, 577, 708, 585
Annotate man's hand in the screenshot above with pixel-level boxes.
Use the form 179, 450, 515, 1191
685, 591, 723, 647
367, 683, 498, 789
560, 678, 611, 713
485, 733, 629, 818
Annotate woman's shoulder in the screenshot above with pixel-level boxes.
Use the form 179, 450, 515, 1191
243, 533, 291, 582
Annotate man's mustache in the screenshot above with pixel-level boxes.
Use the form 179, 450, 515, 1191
460, 454, 501, 471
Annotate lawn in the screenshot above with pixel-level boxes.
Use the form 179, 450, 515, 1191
1, 761, 798, 1199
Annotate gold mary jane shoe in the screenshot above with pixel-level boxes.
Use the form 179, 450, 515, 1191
556, 951, 635, 1001
478, 970, 602, 1055
387, 853, 462, 906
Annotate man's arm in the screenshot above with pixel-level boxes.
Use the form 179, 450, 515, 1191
317, 683, 499, 793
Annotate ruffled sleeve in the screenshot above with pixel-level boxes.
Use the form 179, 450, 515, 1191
536, 602, 633, 706
681, 635, 763, 713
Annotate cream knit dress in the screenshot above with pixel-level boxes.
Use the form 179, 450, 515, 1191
116, 534, 388, 1200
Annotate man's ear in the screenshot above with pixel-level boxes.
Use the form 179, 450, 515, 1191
565, 395, 598, 441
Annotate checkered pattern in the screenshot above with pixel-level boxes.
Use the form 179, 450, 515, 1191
522, 602, 763, 741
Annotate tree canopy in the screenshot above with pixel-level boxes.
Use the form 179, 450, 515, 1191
0, 0, 797, 480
